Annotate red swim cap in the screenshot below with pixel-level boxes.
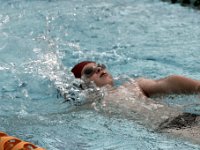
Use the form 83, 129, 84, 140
71, 61, 94, 78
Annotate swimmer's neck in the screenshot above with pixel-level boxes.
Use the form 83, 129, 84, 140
101, 84, 120, 92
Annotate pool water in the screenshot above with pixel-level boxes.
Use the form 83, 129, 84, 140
0, 0, 200, 149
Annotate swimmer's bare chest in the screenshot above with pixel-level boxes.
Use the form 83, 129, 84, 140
97, 81, 200, 144
99, 80, 183, 129
103, 80, 146, 102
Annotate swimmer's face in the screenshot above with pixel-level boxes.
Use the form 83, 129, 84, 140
81, 63, 113, 87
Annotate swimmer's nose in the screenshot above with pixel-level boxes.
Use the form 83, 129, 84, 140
96, 67, 102, 73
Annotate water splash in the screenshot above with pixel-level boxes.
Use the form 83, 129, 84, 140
18, 14, 91, 106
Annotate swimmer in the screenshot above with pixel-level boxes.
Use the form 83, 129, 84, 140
71, 61, 200, 143
71, 61, 200, 97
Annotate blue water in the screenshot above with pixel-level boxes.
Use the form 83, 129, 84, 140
1, 0, 200, 149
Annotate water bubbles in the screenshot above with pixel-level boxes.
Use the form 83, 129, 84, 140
0, 15, 10, 26
22, 89, 29, 98
67, 42, 80, 51
17, 107, 28, 117
0, 65, 9, 71
33, 48, 41, 54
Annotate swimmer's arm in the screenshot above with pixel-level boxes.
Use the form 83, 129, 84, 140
136, 75, 200, 97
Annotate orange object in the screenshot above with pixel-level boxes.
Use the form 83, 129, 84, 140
0, 131, 45, 150
0, 132, 8, 137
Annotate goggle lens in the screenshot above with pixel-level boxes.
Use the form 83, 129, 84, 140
83, 64, 106, 78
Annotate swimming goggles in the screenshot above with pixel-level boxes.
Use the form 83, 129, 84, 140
82, 64, 106, 78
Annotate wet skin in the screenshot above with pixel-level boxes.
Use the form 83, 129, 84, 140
81, 63, 114, 87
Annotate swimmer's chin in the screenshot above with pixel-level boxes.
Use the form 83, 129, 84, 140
97, 79, 114, 88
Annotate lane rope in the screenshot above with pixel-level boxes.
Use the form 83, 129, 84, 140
0, 131, 45, 150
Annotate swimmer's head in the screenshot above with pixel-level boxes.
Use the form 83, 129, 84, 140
71, 61, 113, 87
71, 61, 94, 78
